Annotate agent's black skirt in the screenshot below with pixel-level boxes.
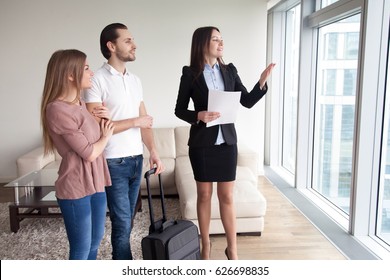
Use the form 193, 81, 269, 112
189, 143, 238, 182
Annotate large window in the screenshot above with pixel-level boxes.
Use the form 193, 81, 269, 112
267, 0, 390, 259
282, 4, 300, 174
312, 14, 360, 215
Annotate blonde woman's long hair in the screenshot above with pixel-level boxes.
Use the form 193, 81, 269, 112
41, 49, 87, 155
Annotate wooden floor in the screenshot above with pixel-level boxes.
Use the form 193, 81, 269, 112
0, 178, 346, 260
207, 177, 347, 260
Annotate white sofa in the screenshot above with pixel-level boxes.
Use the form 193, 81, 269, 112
16, 126, 267, 234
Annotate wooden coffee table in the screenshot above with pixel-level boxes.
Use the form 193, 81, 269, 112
4, 169, 60, 233
4, 169, 143, 233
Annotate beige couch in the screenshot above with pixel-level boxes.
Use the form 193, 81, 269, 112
16, 126, 266, 234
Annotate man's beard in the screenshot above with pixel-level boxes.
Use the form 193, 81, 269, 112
117, 52, 136, 62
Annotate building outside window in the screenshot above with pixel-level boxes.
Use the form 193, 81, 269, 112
312, 13, 360, 215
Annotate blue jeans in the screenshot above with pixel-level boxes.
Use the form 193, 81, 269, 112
57, 192, 107, 260
106, 155, 143, 260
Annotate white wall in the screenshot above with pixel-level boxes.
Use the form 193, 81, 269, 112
0, 0, 268, 182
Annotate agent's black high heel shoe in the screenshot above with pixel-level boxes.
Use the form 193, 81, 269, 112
224, 247, 230, 260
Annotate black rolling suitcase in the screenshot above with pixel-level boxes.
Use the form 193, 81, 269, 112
141, 168, 201, 260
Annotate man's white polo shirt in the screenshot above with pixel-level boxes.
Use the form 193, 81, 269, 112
83, 63, 144, 159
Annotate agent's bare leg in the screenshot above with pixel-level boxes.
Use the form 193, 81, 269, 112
217, 181, 238, 260
196, 181, 213, 260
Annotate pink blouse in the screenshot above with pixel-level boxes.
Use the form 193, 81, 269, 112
46, 100, 111, 199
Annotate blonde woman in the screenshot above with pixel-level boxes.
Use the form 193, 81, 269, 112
41, 49, 114, 260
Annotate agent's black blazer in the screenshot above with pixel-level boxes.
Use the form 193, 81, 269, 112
174, 63, 268, 148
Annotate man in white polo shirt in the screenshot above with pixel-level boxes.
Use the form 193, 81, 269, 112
84, 23, 164, 260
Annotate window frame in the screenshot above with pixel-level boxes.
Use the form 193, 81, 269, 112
265, 0, 302, 186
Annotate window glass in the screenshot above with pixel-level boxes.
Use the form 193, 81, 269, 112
343, 69, 357, 96
377, 39, 390, 245
321, 0, 339, 9
345, 32, 359, 59
282, 4, 301, 174
312, 13, 361, 215
325, 33, 338, 60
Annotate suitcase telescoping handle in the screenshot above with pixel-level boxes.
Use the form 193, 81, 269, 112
144, 168, 167, 232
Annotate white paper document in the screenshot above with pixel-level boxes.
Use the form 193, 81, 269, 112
207, 90, 241, 127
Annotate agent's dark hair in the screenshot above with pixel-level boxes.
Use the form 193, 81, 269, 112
190, 26, 224, 79
100, 23, 128, 59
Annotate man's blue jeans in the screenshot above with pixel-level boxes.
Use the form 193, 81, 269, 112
106, 155, 143, 260
57, 191, 107, 260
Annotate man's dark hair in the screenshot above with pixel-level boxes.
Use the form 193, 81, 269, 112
100, 23, 128, 59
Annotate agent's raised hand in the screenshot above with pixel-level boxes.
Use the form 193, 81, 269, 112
259, 63, 276, 89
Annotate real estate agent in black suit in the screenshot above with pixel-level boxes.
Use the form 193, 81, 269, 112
175, 26, 275, 260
